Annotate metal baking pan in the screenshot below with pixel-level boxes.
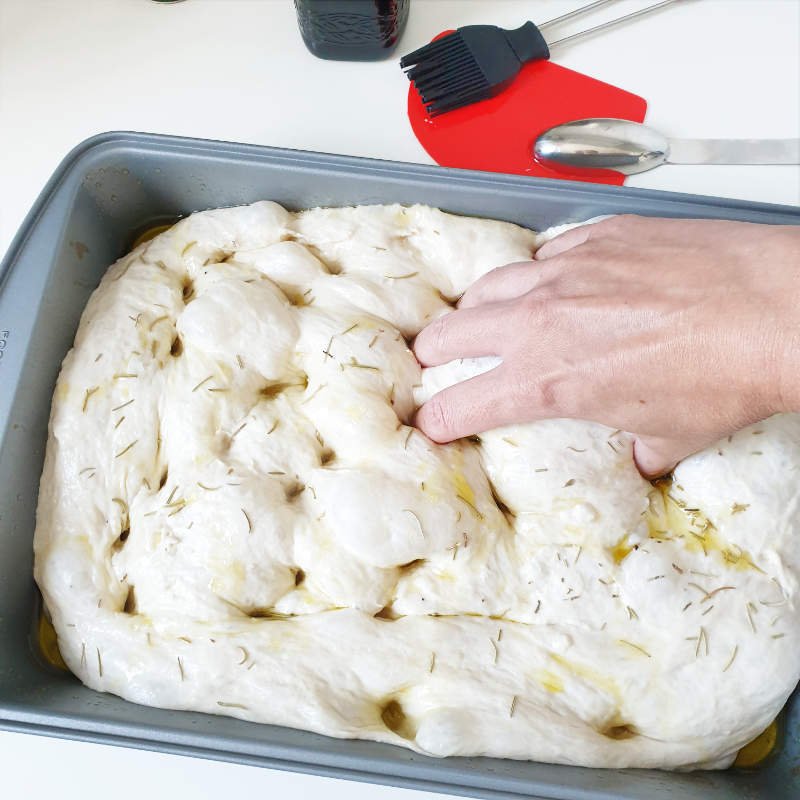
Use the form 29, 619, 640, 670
1, 132, 798, 800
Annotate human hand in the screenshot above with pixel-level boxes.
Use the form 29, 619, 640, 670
413, 215, 800, 476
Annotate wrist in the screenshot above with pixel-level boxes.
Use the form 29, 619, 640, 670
773, 228, 800, 414
777, 331, 800, 414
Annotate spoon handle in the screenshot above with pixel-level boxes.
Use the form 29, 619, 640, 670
534, 119, 800, 175
668, 138, 800, 165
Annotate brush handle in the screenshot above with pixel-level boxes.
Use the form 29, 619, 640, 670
538, 0, 616, 31
548, 0, 681, 48
505, 22, 550, 65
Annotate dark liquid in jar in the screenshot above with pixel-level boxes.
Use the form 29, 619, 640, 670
295, 0, 410, 61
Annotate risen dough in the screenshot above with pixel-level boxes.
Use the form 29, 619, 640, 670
34, 202, 800, 769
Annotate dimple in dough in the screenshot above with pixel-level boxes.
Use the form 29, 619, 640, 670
34, 202, 800, 769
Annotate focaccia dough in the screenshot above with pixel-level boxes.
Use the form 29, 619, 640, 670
34, 202, 800, 769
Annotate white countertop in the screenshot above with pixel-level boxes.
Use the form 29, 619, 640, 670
0, 1, 798, 798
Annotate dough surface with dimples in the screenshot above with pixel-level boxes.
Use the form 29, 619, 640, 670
35, 202, 800, 769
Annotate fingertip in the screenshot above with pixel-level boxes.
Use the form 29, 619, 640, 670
412, 305, 505, 367
411, 325, 438, 368
411, 314, 443, 366
633, 439, 680, 479
456, 291, 475, 310
457, 267, 501, 310
535, 224, 593, 260
456, 286, 488, 310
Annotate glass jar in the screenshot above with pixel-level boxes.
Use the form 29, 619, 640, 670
295, 0, 411, 61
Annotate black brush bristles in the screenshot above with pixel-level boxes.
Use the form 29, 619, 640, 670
400, 22, 550, 117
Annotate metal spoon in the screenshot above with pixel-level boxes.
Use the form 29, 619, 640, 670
534, 118, 800, 175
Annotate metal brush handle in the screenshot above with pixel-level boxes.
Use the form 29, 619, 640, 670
547, 0, 683, 48
538, 0, 617, 31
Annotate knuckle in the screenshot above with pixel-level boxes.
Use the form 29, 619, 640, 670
430, 316, 450, 352
527, 373, 572, 417
502, 360, 577, 419
529, 377, 559, 415
518, 288, 545, 311
421, 394, 454, 442
516, 293, 561, 331
536, 278, 568, 304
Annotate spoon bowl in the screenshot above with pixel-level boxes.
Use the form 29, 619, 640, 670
534, 118, 670, 175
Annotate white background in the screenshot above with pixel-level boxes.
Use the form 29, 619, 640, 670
1, 1, 798, 798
